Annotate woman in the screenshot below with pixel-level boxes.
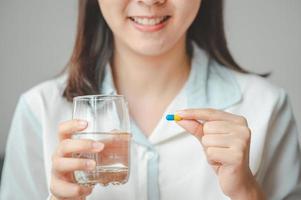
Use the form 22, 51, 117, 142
1, 0, 300, 199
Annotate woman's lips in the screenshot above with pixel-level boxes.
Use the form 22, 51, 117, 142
128, 16, 171, 32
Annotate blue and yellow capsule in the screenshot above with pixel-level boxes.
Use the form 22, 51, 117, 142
166, 114, 182, 121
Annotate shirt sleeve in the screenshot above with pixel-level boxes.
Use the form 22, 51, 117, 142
258, 89, 301, 199
0, 95, 49, 199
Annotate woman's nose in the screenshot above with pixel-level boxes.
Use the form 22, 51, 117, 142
137, 0, 166, 6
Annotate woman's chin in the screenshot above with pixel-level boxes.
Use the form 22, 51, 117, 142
130, 42, 172, 57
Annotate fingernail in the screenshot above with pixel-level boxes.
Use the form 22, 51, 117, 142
78, 120, 87, 128
86, 160, 96, 170
92, 142, 104, 150
175, 110, 186, 115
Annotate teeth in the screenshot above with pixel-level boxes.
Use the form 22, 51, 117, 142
131, 16, 168, 26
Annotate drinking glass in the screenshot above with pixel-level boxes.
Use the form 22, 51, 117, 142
72, 95, 131, 186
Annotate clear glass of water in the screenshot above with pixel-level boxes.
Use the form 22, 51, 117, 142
72, 95, 131, 186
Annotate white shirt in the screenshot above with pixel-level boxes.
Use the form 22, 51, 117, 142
1, 43, 300, 200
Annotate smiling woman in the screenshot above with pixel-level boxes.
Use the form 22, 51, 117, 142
63, 0, 250, 102
0, 0, 300, 200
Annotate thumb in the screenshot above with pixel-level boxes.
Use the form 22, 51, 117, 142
176, 119, 204, 139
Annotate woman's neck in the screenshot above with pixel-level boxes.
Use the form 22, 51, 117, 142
111, 37, 191, 100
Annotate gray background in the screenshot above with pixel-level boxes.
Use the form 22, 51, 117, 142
0, 0, 300, 156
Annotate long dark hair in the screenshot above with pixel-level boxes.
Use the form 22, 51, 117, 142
63, 0, 257, 102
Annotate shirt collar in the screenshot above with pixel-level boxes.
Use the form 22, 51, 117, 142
184, 42, 242, 110
99, 42, 242, 145
100, 62, 116, 95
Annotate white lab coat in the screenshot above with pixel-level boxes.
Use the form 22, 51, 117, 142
1, 43, 300, 200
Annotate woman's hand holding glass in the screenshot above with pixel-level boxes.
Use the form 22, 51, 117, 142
50, 120, 104, 200
50, 95, 131, 199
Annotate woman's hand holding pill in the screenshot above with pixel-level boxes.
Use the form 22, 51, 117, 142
50, 120, 104, 200
168, 109, 265, 200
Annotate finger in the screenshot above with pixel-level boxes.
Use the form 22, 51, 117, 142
203, 121, 251, 142
50, 176, 93, 199
202, 134, 249, 153
176, 119, 204, 138
176, 109, 248, 125
206, 147, 244, 166
201, 134, 233, 148
58, 120, 88, 141
203, 121, 233, 134
53, 157, 96, 173
57, 139, 104, 157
